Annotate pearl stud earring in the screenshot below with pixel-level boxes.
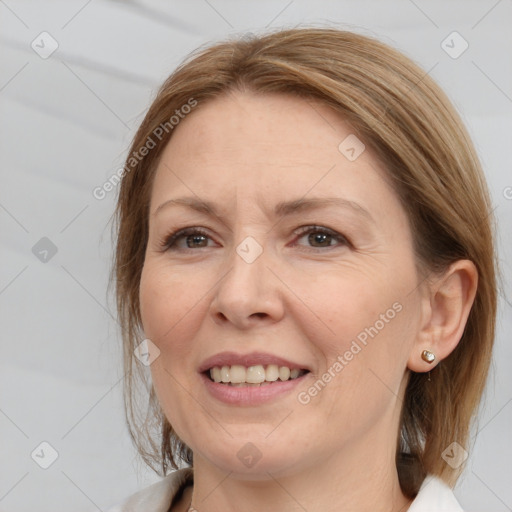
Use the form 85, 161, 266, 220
421, 349, 436, 364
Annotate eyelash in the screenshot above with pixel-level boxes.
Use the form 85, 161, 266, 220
159, 225, 351, 252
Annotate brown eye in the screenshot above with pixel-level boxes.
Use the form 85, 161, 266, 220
294, 226, 349, 250
161, 228, 214, 251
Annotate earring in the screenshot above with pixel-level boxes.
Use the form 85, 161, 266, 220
421, 349, 436, 364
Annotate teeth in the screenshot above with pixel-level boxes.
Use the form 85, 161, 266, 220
266, 364, 279, 381
211, 367, 222, 383
220, 366, 230, 383
208, 364, 306, 384
246, 365, 265, 383
279, 366, 290, 381
230, 365, 246, 383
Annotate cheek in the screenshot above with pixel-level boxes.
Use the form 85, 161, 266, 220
291, 270, 405, 352
139, 261, 200, 344
292, 262, 418, 397
138, 262, 209, 407
139, 262, 206, 441
294, 300, 415, 440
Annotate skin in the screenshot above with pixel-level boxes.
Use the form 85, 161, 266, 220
139, 90, 478, 512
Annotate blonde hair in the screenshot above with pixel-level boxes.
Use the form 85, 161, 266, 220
112, 27, 498, 498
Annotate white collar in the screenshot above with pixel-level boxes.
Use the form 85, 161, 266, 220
408, 475, 464, 511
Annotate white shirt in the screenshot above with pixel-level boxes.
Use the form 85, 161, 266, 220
408, 475, 464, 511
107, 469, 463, 511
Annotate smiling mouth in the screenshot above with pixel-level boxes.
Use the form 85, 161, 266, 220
205, 364, 309, 386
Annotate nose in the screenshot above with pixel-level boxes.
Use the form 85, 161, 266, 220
209, 241, 284, 330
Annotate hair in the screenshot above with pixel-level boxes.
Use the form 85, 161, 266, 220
111, 26, 498, 498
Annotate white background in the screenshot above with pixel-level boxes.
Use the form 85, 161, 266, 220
0, 1, 511, 511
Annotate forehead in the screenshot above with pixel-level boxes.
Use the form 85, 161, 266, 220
150, 90, 398, 220
160, 91, 351, 168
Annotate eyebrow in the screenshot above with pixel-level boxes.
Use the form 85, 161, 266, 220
153, 196, 375, 224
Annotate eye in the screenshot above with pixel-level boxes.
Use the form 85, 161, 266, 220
160, 227, 216, 251
292, 225, 350, 250
159, 225, 350, 252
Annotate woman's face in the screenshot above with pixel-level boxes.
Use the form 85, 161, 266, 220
139, 91, 425, 477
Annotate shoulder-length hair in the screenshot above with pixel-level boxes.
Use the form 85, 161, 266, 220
111, 27, 498, 498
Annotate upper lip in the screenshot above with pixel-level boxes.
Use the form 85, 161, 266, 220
198, 351, 311, 373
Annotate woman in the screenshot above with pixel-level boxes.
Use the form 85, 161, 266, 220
109, 27, 497, 511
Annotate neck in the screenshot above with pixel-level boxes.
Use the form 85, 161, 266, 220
187, 435, 412, 512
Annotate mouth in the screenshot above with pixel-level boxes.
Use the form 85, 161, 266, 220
204, 364, 310, 387
198, 351, 312, 404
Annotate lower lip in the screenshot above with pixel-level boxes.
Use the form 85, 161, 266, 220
201, 372, 308, 406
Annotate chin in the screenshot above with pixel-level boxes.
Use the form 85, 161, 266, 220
191, 433, 311, 479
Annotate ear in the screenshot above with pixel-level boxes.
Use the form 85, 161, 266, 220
407, 260, 478, 372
